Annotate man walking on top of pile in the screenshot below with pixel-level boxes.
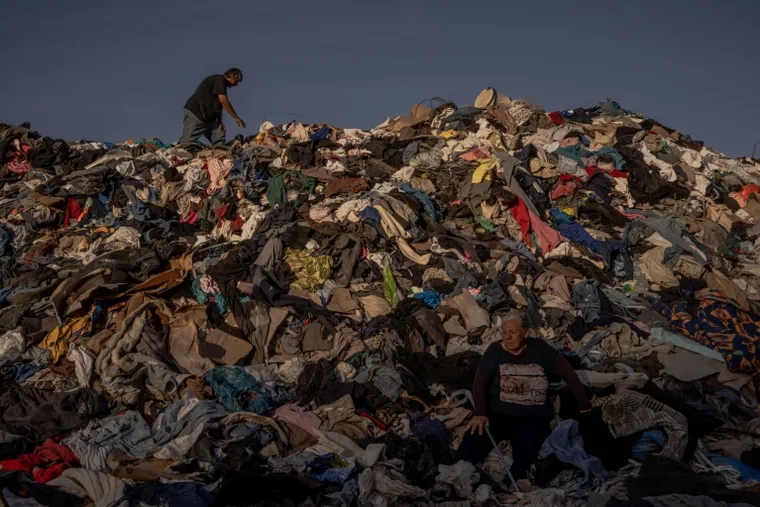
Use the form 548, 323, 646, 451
180, 68, 247, 147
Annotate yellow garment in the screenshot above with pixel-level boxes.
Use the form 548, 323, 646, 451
472, 158, 497, 184
39, 317, 90, 362
558, 207, 576, 217
439, 130, 459, 139
284, 249, 334, 292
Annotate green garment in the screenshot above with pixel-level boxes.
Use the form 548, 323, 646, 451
383, 260, 399, 308
267, 171, 316, 206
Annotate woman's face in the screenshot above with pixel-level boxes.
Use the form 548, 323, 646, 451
501, 318, 526, 352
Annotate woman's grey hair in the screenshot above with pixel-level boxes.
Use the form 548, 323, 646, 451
494, 309, 526, 328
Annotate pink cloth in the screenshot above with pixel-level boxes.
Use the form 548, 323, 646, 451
560, 137, 581, 147
458, 147, 491, 161
550, 180, 577, 200
273, 405, 321, 436
206, 159, 231, 193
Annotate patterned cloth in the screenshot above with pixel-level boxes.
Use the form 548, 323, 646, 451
284, 248, 334, 292
657, 290, 760, 374
601, 389, 688, 461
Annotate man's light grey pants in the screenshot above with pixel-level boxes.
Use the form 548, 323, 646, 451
179, 109, 225, 147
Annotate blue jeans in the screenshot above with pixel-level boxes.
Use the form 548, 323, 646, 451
180, 109, 225, 146
454, 411, 551, 480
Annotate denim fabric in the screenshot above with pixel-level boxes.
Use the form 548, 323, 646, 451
538, 419, 608, 487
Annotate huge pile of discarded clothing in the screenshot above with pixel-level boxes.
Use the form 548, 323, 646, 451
1, 88, 760, 507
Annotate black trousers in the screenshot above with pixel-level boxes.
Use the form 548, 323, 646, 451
454, 411, 551, 480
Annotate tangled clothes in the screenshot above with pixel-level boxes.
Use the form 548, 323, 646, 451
0, 89, 759, 506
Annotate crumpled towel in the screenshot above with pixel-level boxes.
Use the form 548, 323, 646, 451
435, 460, 479, 497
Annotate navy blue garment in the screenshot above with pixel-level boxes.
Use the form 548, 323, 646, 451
549, 208, 574, 224
552, 209, 626, 269
556, 221, 601, 252
514, 169, 549, 211
0, 287, 18, 306
585, 172, 613, 203
400, 183, 442, 220
309, 126, 331, 141
12, 364, 43, 383
358, 207, 381, 224
231, 157, 245, 175
411, 415, 450, 450
126, 482, 212, 507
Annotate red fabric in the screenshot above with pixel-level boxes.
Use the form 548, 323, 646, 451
585, 166, 628, 179
214, 206, 244, 232
6, 156, 31, 174
215, 205, 229, 219
64, 198, 82, 227
358, 411, 388, 431
0, 439, 78, 483
181, 211, 199, 224
740, 184, 760, 201
558, 174, 581, 182
509, 197, 532, 247
528, 209, 563, 254
229, 215, 244, 232
548, 111, 565, 125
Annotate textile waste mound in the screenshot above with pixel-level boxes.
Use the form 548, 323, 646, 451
1, 87, 760, 507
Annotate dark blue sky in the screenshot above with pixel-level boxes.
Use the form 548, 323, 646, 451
2, 1, 759, 157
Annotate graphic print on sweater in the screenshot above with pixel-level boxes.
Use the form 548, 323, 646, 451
498, 363, 548, 405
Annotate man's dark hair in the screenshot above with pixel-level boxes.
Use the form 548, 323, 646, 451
224, 68, 243, 81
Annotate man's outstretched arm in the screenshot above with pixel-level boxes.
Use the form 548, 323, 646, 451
218, 95, 245, 128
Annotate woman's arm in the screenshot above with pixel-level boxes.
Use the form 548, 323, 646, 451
472, 371, 490, 416
555, 355, 592, 411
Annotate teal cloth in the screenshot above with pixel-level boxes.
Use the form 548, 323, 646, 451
203, 366, 270, 414
192, 278, 227, 314
554, 145, 625, 170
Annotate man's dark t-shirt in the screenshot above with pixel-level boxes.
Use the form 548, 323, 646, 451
477, 339, 561, 418
184, 74, 228, 123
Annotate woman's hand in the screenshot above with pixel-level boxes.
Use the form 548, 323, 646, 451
466, 416, 489, 436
